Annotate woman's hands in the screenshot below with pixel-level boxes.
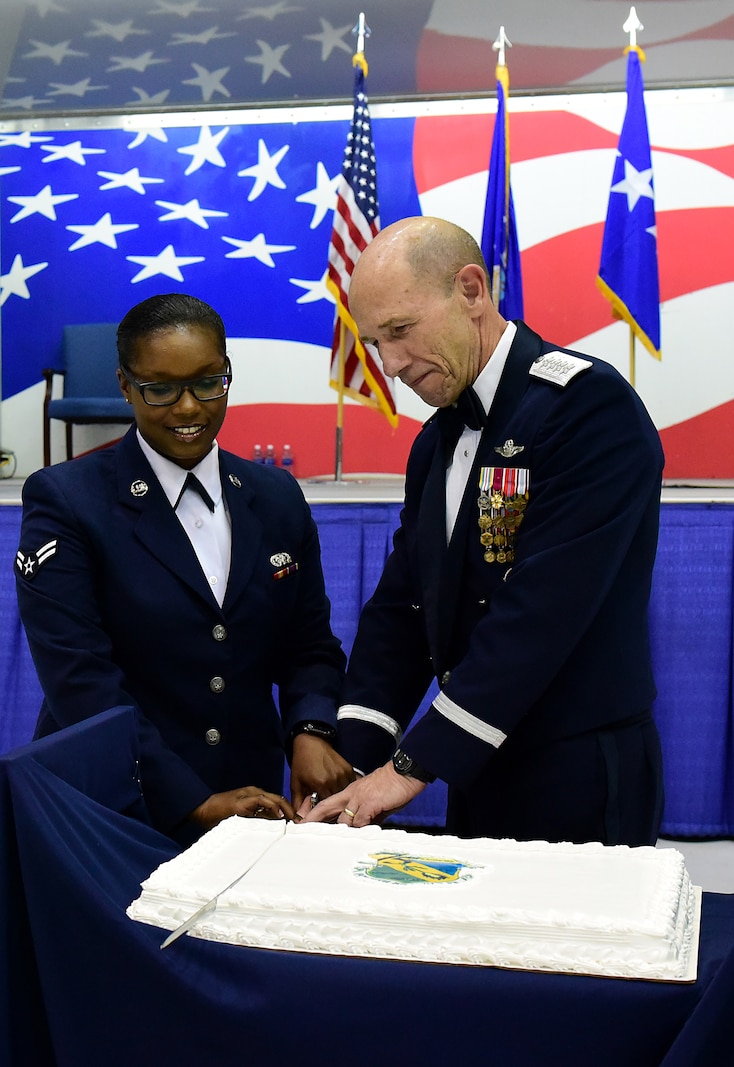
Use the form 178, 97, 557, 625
189, 786, 295, 832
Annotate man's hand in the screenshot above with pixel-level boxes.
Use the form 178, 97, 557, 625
298, 761, 426, 826
289, 733, 356, 812
189, 786, 294, 831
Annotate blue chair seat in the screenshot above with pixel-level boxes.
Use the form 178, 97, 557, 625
43, 323, 134, 465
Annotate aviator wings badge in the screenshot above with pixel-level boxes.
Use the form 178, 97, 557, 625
494, 440, 524, 458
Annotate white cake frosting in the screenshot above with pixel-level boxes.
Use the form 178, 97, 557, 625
127, 819, 699, 980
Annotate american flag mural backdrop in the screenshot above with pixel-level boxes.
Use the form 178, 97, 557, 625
0, 113, 424, 477
1, 0, 734, 478
3, 90, 734, 479
417, 0, 734, 93
3, 1, 733, 106
414, 92, 734, 480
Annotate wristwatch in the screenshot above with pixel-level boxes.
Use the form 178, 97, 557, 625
288, 721, 337, 747
392, 747, 436, 784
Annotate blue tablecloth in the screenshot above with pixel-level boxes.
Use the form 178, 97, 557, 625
2, 501, 734, 836
1, 707, 733, 1067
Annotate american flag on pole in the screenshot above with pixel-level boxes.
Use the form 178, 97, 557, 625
597, 45, 661, 359
327, 53, 398, 427
481, 44, 524, 320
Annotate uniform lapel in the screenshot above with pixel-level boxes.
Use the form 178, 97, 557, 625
218, 454, 263, 610
434, 323, 543, 663
116, 429, 222, 608
416, 420, 450, 665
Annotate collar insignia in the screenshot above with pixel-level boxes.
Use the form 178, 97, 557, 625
228, 474, 242, 488
130, 480, 149, 497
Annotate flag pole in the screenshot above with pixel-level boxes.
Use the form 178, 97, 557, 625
625, 4, 641, 395
495, 26, 510, 310
332, 12, 368, 483
325, 10, 396, 480
335, 321, 346, 481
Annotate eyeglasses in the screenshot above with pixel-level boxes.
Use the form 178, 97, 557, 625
122, 360, 232, 407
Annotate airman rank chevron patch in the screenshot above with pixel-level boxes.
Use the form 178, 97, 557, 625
15, 539, 58, 581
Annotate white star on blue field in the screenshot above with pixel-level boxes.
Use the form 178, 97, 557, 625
0, 114, 422, 399
0, 1, 430, 400
4, 0, 432, 113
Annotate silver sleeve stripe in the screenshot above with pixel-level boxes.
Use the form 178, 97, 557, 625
37, 539, 58, 562
337, 705, 403, 742
433, 691, 507, 748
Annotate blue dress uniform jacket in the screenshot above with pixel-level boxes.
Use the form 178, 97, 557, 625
338, 322, 665, 845
15, 428, 345, 835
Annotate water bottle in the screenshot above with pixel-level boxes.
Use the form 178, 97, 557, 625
281, 443, 294, 474
252, 443, 264, 463
264, 443, 276, 465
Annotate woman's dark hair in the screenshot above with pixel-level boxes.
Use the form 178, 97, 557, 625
117, 293, 226, 369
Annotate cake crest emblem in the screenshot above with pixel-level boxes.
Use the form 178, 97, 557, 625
356, 851, 475, 885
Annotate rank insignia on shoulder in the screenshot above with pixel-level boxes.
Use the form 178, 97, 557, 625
15, 539, 58, 581
530, 352, 592, 387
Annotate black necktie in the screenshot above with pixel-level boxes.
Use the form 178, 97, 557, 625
437, 386, 487, 453
175, 472, 215, 513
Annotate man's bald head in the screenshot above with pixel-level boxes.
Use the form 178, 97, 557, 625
347, 217, 505, 410
352, 216, 491, 303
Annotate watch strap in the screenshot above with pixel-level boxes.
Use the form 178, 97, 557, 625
287, 720, 336, 751
392, 747, 436, 784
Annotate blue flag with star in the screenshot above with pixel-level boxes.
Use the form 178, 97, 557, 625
481, 62, 523, 321
597, 46, 661, 359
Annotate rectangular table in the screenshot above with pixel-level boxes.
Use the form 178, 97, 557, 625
1, 707, 733, 1067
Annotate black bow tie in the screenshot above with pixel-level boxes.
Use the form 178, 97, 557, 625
437, 386, 487, 451
175, 472, 215, 513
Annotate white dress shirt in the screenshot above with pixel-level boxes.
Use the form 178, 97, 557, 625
445, 321, 517, 542
137, 431, 232, 607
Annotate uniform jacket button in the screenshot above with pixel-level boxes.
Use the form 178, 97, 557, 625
209, 676, 225, 693
212, 624, 227, 641
441, 671, 451, 686
205, 728, 221, 745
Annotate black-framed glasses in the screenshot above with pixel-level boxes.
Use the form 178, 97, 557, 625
122, 359, 232, 407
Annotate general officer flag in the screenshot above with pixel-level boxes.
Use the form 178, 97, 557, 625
597, 46, 661, 359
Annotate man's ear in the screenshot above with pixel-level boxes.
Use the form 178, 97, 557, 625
456, 263, 489, 316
